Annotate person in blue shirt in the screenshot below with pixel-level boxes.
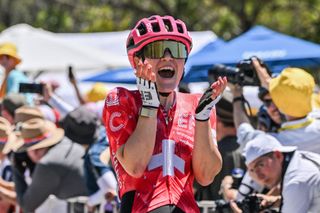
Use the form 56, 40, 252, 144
0, 42, 32, 103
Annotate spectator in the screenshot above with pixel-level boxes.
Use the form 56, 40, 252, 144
256, 86, 281, 132
0, 42, 30, 101
1, 93, 27, 124
232, 60, 320, 153
0, 117, 20, 212
59, 106, 117, 212
10, 118, 88, 212
231, 134, 320, 213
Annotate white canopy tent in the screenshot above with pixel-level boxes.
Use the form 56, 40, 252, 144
0, 24, 126, 73
57, 30, 218, 67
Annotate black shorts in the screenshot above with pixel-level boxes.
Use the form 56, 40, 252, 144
120, 191, 185, 213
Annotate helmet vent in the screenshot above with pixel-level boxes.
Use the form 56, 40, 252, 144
137, 23, 147, 36
151, 23, 160, 32
127, 37, 135, 48
163, 19, 173, 32
177, 23, 184, 33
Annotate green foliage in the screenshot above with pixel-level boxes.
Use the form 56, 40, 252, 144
1, 0, 320, 44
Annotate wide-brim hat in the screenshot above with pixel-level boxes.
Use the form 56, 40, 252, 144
14, 106, 44, 124
15, 118, 64, 152
0, 117, 21, 154
269, 68, 315, 117
99, 147, 111, 165
0, 42, 22, 65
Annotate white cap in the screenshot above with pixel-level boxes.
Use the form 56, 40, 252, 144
243, 134, 297, 165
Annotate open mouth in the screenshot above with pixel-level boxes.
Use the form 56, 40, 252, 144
158, 67, 175, 78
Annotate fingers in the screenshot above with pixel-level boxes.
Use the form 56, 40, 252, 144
135, 59, 155, 82
230, 200, 243, 213
210, 76, 227, 99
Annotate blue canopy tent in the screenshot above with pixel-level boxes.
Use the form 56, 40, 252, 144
184, 25, 320, 82
83, 67, 135, 84
83, 39, 225, 84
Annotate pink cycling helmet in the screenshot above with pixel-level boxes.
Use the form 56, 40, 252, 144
126, 15, 193, 68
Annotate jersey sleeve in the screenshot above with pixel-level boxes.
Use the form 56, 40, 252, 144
103, 88, 139, 156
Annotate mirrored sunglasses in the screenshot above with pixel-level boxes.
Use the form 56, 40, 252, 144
143, 40, 188, 59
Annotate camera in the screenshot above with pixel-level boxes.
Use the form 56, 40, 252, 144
215, 195, 263, 213
19, 83, 44, 94
208, 57, 270, 86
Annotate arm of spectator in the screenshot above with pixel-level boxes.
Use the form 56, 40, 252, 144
0, 185, 17, 205
252, 58, 272, 90
68, 73, 86, 105
87, 170, 117, 207
229, 83, 250, 129
43, 83, 75, 118
229, 83, 265, 147
0, 178, 15, 191
281, 182, 311, 213
220, 176, 238, 201
13, 163, 60, 212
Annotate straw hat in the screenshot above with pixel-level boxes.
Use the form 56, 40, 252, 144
0, 117, 21, 154
99, 147, 111, 165
0, 42, 22, 65
14, 106, 44, 124
16, 118, 64, 152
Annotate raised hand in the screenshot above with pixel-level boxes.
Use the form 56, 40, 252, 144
135, 59, 159, 108
195, 76, 227, 121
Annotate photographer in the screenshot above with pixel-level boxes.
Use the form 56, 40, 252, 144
230, 58, 320, 154
230, 134, 320, 213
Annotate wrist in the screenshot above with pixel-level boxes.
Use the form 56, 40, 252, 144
233, 95, 245, 103
139, 107, 158, 118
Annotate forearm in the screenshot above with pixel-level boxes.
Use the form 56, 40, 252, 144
48, 93, 75, 118
0, 178, 14, 191
116, 114, 157, 178
0, 186, 16, 205
233, 100, 250, 129
72, 82, 86, 105
192, 121, 222, 186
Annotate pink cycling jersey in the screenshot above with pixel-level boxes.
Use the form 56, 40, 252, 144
103, 87, 217, 213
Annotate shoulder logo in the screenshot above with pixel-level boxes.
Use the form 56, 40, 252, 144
109, 112, 124, 132
106, 93, 119, 107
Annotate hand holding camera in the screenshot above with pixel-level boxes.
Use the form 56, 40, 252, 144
208, 56, 271, 87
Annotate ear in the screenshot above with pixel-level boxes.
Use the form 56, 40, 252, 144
274, 151, 284, 162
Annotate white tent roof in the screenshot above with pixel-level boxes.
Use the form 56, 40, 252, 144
57, 30, 218, 67
0, 24, 126, 72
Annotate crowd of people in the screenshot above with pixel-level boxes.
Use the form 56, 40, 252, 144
0, 14, 319, 213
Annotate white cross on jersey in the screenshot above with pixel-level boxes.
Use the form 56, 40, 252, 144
148, 139, 185, 177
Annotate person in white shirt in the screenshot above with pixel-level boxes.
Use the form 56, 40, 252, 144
231, 134, 320, 213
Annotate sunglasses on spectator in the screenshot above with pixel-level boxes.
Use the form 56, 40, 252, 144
263, 99, 273, 107
143, 40, 188, 59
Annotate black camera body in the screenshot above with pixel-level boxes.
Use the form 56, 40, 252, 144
215, 195, 263, 213
19, 83, 44, 94
208, 57, 270, 86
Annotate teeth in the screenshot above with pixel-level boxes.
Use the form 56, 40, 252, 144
159, 66, 174, 71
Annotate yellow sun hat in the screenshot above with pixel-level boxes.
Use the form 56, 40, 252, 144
0, 42, 22, 65
269, 68, 315, 117
312, 92, 320, 109
86, 83, 108, 102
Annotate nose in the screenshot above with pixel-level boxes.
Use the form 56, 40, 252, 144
161, 49, 173, 60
